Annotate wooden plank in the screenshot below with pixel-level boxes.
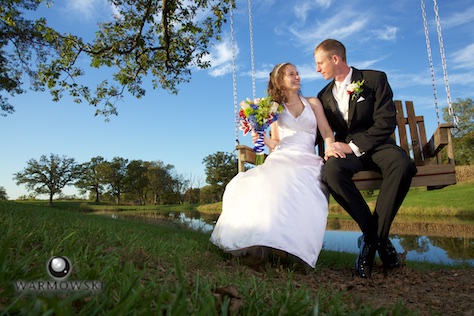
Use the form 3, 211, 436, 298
425, 123, 453, 158
236, 145, 255, 172
417, 119, 429, 161
395, 100, 409, 154
406, 101, 423, 165
446, 128, 455, 165
236, 145, 267, 172
237, 145, 456, 190
411, 165, 457, 187
352, 165, 456, 190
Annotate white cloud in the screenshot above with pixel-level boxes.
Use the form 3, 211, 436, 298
352, 58, 386, 70
372, 26, 398, 41
288, 12, 369, 47
65, 0, 98, 20
251, 63, 320, 82
439, 6, 474, 28
63, 0, 118, 21
446, 72, 474, 85
293, 0, 331, 23
451, 43, 474, 70
209, 63, 233, 77
388, 71, 432, 90
331, 19, 368, 40
295, 63, 319, 81
253, 68, 271, 81
394, 94, 439, 111
316, 0, 332, 7
206, 35, 238, 77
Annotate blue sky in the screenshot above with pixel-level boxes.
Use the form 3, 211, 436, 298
2, 0, 473, 199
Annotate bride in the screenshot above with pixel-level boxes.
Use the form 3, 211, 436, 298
210, 62, 343, 268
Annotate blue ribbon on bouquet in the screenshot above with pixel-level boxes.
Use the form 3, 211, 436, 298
254, 130, 265, 165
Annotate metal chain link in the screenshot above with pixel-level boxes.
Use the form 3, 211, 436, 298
432, 0, 459, 128
247, 0, 256, 100
230, 5, 239, 146
421, 0, 440, 125
232, 0, 257, 147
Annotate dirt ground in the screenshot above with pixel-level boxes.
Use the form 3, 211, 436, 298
220, 255, 474, 316
303, 265, 474, 315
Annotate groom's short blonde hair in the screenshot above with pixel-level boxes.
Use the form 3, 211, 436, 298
314, 39, 347, 63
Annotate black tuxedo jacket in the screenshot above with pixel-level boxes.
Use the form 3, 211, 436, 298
317, 67, 397, 154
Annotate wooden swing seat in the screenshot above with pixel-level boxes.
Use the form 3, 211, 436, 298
236, 100, 457, 190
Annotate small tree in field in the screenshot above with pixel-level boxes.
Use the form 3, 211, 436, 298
202, 151, 237, 201
98, 157, 128, 204
13, 153, 80, 206
0, 186, 8, 200
75, 156, 107, 204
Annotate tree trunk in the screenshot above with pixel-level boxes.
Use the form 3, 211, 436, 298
48, 192, 53, 206
94, 187, 100, 204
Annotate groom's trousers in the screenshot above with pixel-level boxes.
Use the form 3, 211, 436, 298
322, 145, 417, 243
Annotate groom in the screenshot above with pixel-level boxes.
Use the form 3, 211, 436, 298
314, 39, 417, 278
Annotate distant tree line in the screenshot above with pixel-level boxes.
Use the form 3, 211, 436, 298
11, 151, 239, 206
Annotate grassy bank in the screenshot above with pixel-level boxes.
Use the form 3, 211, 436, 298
17, 181, 474, 218
3, 200, 468, 315
198, 181, 474, 219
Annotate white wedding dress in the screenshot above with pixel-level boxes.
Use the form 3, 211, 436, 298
210, 97, 329, 268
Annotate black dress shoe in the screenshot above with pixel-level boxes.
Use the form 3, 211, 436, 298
377, 238, 400, 270
355, 235, 376, 278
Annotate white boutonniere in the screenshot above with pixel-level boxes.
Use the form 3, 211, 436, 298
346, 80, 365, 101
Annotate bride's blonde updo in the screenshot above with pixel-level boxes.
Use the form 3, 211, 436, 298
267, 62, 292, 105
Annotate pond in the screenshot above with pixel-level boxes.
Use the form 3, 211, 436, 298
106, 211, 474, 266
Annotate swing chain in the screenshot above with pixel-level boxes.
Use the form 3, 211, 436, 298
420, 0, 459, 129
231, 0, 257, 148
230, 5, 239, 146
433, 0, 459, 129
421, 0, 440, 125
247, 0, 256, 100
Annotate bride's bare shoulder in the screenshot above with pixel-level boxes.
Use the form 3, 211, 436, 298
302, 96, 322, 107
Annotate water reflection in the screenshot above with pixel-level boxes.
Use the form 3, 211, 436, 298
323, 231, 473, 265
175, 212, 214, 233
325, 218, 474, 265
106, 211, 473, 265
109, 211, 214, 233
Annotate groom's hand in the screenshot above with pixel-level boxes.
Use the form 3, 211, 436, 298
329, 142, 353, 154
324, 142, 349, 160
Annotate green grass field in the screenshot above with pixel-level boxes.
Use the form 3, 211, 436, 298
1, 182, 472, 314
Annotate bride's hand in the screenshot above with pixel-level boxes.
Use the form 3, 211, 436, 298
324, 148, 346, 160
251, 131, 262, 144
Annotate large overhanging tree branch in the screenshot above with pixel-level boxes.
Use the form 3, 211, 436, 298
0, 0, 234, 118
0, 0, 56, 116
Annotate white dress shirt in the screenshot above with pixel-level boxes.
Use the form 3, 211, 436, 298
332, 68, 364, 157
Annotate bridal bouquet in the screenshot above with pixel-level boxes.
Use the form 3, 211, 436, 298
239, 96, 283, 165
